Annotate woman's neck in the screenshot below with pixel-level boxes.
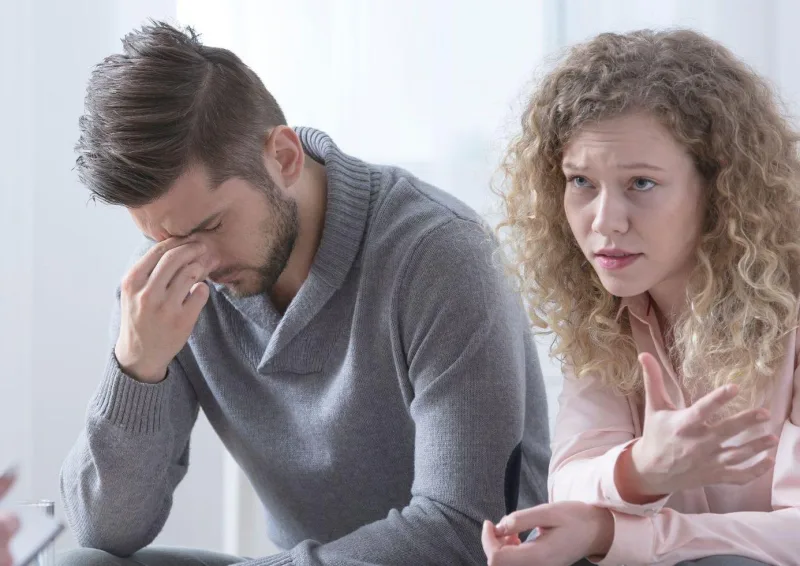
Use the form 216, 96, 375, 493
648, 273, 691, 357
648, 264, 694, 327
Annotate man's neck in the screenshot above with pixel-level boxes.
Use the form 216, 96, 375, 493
270, 157, 328, 313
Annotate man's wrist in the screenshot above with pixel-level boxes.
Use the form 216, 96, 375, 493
114, 349, 168, 384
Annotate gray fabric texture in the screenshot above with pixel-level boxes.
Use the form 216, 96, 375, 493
57, 547, 245, 566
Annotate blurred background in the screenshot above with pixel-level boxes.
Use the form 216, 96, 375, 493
2, 0, 798, 558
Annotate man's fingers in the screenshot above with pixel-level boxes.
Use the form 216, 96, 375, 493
639, 353, 675, 413
689, 384, 739, 423
183, 281, 211, 318
123, 238, 191, 290
167, 262, 210, 305
149, 243, 210, 291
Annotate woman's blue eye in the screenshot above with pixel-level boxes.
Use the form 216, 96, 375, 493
632, 178, 656, 191
570, 176, 592, 188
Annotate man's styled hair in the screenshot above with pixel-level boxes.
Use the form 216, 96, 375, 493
76, 21, 286, 206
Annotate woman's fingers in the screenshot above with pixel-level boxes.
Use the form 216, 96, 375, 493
719, 457, 775, 485
640, 353, 676, 413
482, 520, 504, 555
688, 384, 739, 424
496, 503, 560, 535
718, 435, 778, 466
713, 408, 770, 439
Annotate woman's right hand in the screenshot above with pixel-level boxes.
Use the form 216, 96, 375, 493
0, 471, 20, 566
617, 352, 778, 503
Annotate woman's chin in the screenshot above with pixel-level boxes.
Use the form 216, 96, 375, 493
596, 275, 649, 299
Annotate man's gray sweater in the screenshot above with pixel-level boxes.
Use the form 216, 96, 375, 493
60, 128, 550, 565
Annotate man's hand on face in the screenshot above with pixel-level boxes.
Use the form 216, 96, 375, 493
114, 239, 217, 383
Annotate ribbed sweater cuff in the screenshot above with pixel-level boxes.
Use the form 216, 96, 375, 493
89, 351, 173, 434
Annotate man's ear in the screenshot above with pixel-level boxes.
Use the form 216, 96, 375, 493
263, 125, 304, 188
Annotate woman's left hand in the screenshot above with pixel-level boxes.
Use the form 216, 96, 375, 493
482, 501, 614, 566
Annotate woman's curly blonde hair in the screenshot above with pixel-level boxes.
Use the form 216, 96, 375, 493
500, 29, 800, 407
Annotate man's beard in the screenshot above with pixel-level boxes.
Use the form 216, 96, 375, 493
216, 178, 299, 299
249, 197, 298, 296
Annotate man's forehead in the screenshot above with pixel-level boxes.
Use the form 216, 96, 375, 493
131, 195, 221, 241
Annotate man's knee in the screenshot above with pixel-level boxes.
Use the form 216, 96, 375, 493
57, 547, 130, 566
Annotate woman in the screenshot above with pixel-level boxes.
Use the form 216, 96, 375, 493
483, 29, 800, 566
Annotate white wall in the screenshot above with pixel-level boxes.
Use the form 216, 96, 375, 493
775, 0, 800, 119
561, 0, 777, 76
1, 0, 36, 502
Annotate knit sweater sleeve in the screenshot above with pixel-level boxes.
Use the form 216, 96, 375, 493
59, 285, 200, 556
246, 217, 534, 565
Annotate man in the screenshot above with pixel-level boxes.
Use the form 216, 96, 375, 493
59, 21, 550, 566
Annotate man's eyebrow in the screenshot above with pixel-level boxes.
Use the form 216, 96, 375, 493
169, 212, 223, 239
